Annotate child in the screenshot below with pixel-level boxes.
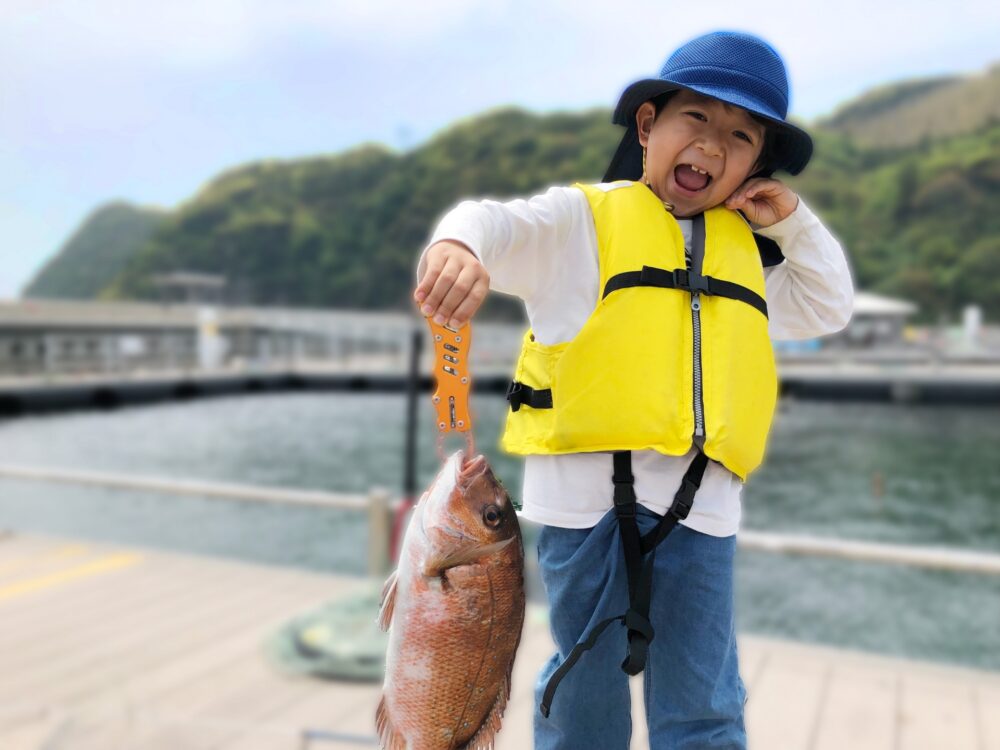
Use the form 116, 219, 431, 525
413, 30, 853, 750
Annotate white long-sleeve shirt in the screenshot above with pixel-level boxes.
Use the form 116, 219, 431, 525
417, 183, 855, 535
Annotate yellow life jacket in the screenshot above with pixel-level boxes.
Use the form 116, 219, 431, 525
499, 180, 778, 481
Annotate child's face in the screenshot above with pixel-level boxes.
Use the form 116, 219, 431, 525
636, 89, 765, 218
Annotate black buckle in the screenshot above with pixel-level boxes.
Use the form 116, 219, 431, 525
505, 381, 523, 412
673, 268, 710, 294
612, 480, 636, 515
668, 478, 698, 520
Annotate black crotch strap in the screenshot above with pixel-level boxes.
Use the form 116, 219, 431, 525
539, 449, 709, 719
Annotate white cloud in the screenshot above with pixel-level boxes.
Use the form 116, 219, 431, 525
0, 0, 497, 70
3, 0, 996, 96
1, 0, 254, 67
270, 0, 499, 42
532, 0, 1000, 116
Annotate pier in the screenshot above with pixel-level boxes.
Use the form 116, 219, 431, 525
3, 301, 1000, 747
1, 531, 998, 749
3, 466, 1000, 748
5, 298, 1000, 416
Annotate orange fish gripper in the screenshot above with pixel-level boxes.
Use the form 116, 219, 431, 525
426, 318, 475, 461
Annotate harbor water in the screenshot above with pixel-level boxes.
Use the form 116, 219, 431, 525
1, 392, 998, 672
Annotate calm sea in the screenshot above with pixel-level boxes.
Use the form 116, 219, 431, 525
1, 392, 998, 671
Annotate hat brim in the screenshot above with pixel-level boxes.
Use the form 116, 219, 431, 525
606, 78, 813, 179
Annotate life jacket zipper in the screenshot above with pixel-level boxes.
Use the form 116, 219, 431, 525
691, 291, 705, 441
688, 213, 707, 448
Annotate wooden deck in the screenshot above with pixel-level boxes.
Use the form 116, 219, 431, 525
1, 531, 998, 749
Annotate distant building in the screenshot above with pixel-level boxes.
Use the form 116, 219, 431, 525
151, 272, 226, 305
0, 300, 513, 377
836, 291, 917, 348
774, 291, 917, 352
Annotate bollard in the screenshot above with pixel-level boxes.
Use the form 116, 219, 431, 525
367, 487, 392, 578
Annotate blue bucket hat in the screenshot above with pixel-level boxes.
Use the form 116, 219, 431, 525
603, 30, 813, 182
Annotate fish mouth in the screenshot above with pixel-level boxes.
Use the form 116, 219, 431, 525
458, 453, 488, 486
418, 452, 491, 541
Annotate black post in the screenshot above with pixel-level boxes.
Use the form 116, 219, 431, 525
403, 324, 422, 499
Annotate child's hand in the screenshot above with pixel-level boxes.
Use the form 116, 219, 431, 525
414, 241, 490, 328
724, 177, 799, 227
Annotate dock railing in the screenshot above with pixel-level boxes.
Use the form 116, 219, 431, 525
0, 464, 395, 577
2, 463, 999, 577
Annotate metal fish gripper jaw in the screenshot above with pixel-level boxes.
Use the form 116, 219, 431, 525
427, 318, 475, 461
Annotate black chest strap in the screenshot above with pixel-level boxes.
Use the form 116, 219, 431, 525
603, 265, 768, 318
539, 448, 709, 718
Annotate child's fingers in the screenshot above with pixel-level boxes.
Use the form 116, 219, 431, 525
726, 189, 748, 207
415, 252, 447, 310
432, 264, 481, 325
419, 255, 464, 318
727, 177, 774, 207
447, 277, 489, 328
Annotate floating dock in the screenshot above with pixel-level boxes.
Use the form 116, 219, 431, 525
5, 356, 1000, 416
0, 532, 997, 749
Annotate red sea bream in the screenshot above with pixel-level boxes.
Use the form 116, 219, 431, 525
376, 451, 525, 750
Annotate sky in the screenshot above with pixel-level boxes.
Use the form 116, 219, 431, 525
2, 0, 999, 299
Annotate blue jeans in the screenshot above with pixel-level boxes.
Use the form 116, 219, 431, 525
534, 506, 747, 749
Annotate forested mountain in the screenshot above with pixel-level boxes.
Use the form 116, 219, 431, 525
24, 63, 1000, 322
98, 108, 617, 320
817, 63, 1000, 149
23, 202, 165, 300
796, 123, 1000, 318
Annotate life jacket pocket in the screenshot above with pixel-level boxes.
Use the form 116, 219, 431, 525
499, 330, 566, 454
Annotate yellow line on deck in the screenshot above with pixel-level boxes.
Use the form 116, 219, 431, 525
0, 552, 143, 603
0, 543, 90, 575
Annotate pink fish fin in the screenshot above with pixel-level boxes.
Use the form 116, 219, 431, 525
377, 570, 398, 632
422, 538, 516, 577
375, 695, 406, 750
458, 672, 512, 750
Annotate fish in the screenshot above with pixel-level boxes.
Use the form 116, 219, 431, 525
376, 450, 525, 750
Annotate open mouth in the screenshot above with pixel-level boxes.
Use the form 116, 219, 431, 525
673, 163, 713, 194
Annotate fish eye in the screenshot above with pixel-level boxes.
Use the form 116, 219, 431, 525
483, 505, 503, 528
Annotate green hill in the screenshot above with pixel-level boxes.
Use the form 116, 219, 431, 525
23, 202, 165, 300
792, 122, 1000, 316
818, 62, 1000, 148
102, 107, 620, 320
29, 62, 1000, 323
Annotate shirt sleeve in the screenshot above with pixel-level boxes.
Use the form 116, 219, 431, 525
415, 185, 590, 307
755, 197, 856, 341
